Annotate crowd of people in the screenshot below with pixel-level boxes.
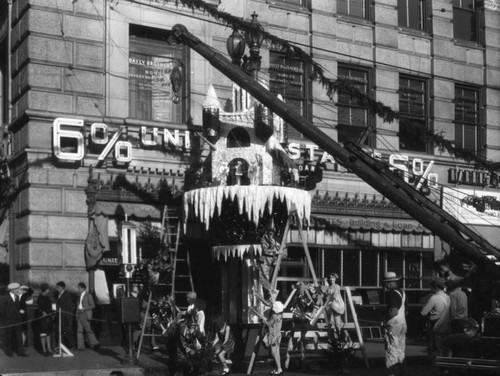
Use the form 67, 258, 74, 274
0, 266, 496, 376
0, 280, 100, 358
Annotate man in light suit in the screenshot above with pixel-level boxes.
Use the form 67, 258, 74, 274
76, 282, 100, 351
0, 282, 28, 357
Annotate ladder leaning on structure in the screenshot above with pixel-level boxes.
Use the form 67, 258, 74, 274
246, 210, 369, 375
136, 205, 195, 359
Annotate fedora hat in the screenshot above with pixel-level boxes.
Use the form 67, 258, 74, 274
383, 271, 401, 282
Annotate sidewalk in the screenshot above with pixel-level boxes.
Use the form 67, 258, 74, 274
0, 339, 430, 376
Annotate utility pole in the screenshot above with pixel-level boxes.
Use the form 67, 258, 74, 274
169, 24, 500, 275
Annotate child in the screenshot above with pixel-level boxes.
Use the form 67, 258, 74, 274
212, 314, 235, 376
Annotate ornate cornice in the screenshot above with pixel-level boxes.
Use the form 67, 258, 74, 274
311, 191, 411, 219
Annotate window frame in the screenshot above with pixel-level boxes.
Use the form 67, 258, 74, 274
452, 0, 479, 43
398, 75, 429, 153
337, 0, 370, 20
336, 64, 374, 146
397, 0, 427, 32
128, 25, 189, 124
268, 49, 311, 142
273, 0, 310, 7
454, 84, 483, 156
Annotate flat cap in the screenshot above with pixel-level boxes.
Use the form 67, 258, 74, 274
7, 282, 20, 290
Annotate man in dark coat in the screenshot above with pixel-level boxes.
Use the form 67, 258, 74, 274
0, 282, 28, 357
55, 281, 75, 349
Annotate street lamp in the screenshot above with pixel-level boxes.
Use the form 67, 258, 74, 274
120, 216, 139, 365
227, 12, 264, 79
226, 28, 246, 66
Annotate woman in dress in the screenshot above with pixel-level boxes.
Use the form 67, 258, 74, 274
263, 301, 285, 375
324, 273, 345, 335
211, 314, 235, 375
37, 283, 54, 356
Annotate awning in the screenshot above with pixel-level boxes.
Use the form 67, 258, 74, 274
94, 201, 162, 220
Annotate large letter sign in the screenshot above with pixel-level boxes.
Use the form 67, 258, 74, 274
53, 118, 85, 161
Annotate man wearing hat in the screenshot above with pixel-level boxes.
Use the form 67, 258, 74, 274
0, 282, 28, 356
383, 271, 406, 376
420, 276, 450, 360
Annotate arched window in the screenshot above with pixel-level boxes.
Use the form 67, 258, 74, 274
227, 127, 250, 148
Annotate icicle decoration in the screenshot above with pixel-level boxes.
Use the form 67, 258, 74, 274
212, 244, 262, 261
183, 186, 311, 231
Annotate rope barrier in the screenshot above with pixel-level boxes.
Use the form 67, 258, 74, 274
0, 311, 57, 330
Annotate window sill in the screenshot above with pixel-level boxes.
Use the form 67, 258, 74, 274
266, 0, 311, 14
396, 27, 431, 40
452, 39, 484, 50
335, 14, 374, 28
124, 117, 202, 131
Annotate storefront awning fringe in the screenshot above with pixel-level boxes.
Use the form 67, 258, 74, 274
310, 215, 431, 233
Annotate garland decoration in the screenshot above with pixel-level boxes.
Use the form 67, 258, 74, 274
136, 0, 498, 173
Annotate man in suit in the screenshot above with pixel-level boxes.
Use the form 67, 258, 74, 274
76, 282, 100, 351
55, 281, 75, 349
0, 282, 28, 357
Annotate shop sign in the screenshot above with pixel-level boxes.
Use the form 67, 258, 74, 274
386, 154, 439, 190
285, 142, 439, 189
448, 168, 499, 188
52, 117, 191, 163
327, 217, 427, 232
100, 257, 119, 266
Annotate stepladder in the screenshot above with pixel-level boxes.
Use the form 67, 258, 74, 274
247, 211, 319, 375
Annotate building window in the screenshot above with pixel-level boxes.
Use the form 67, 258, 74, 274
338, 0, 368, 19
337, 65, 372, 145
454, 85, 481, 154
129, 25, 188, 123
453, 0, 478, 42
398, 0, 426, 31
269, 50, 309, 141
399, 75, 428, 152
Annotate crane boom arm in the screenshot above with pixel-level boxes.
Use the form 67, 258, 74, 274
170, 24, 500, 275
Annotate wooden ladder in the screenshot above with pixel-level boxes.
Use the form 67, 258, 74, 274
136, 206, 194, 360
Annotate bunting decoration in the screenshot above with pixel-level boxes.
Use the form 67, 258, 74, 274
146, 0, 498, 173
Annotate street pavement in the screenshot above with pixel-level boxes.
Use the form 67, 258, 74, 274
0, 339, 431, 376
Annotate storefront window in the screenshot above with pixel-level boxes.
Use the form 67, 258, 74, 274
129, 25, 188, 123
399, 75, 428, 152
454, 85, 481, 154
398, 0, 426, 31
337, 65, 373, 145
269, 50, 309, 141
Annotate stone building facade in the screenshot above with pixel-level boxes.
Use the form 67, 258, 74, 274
0, 0, 499, 322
